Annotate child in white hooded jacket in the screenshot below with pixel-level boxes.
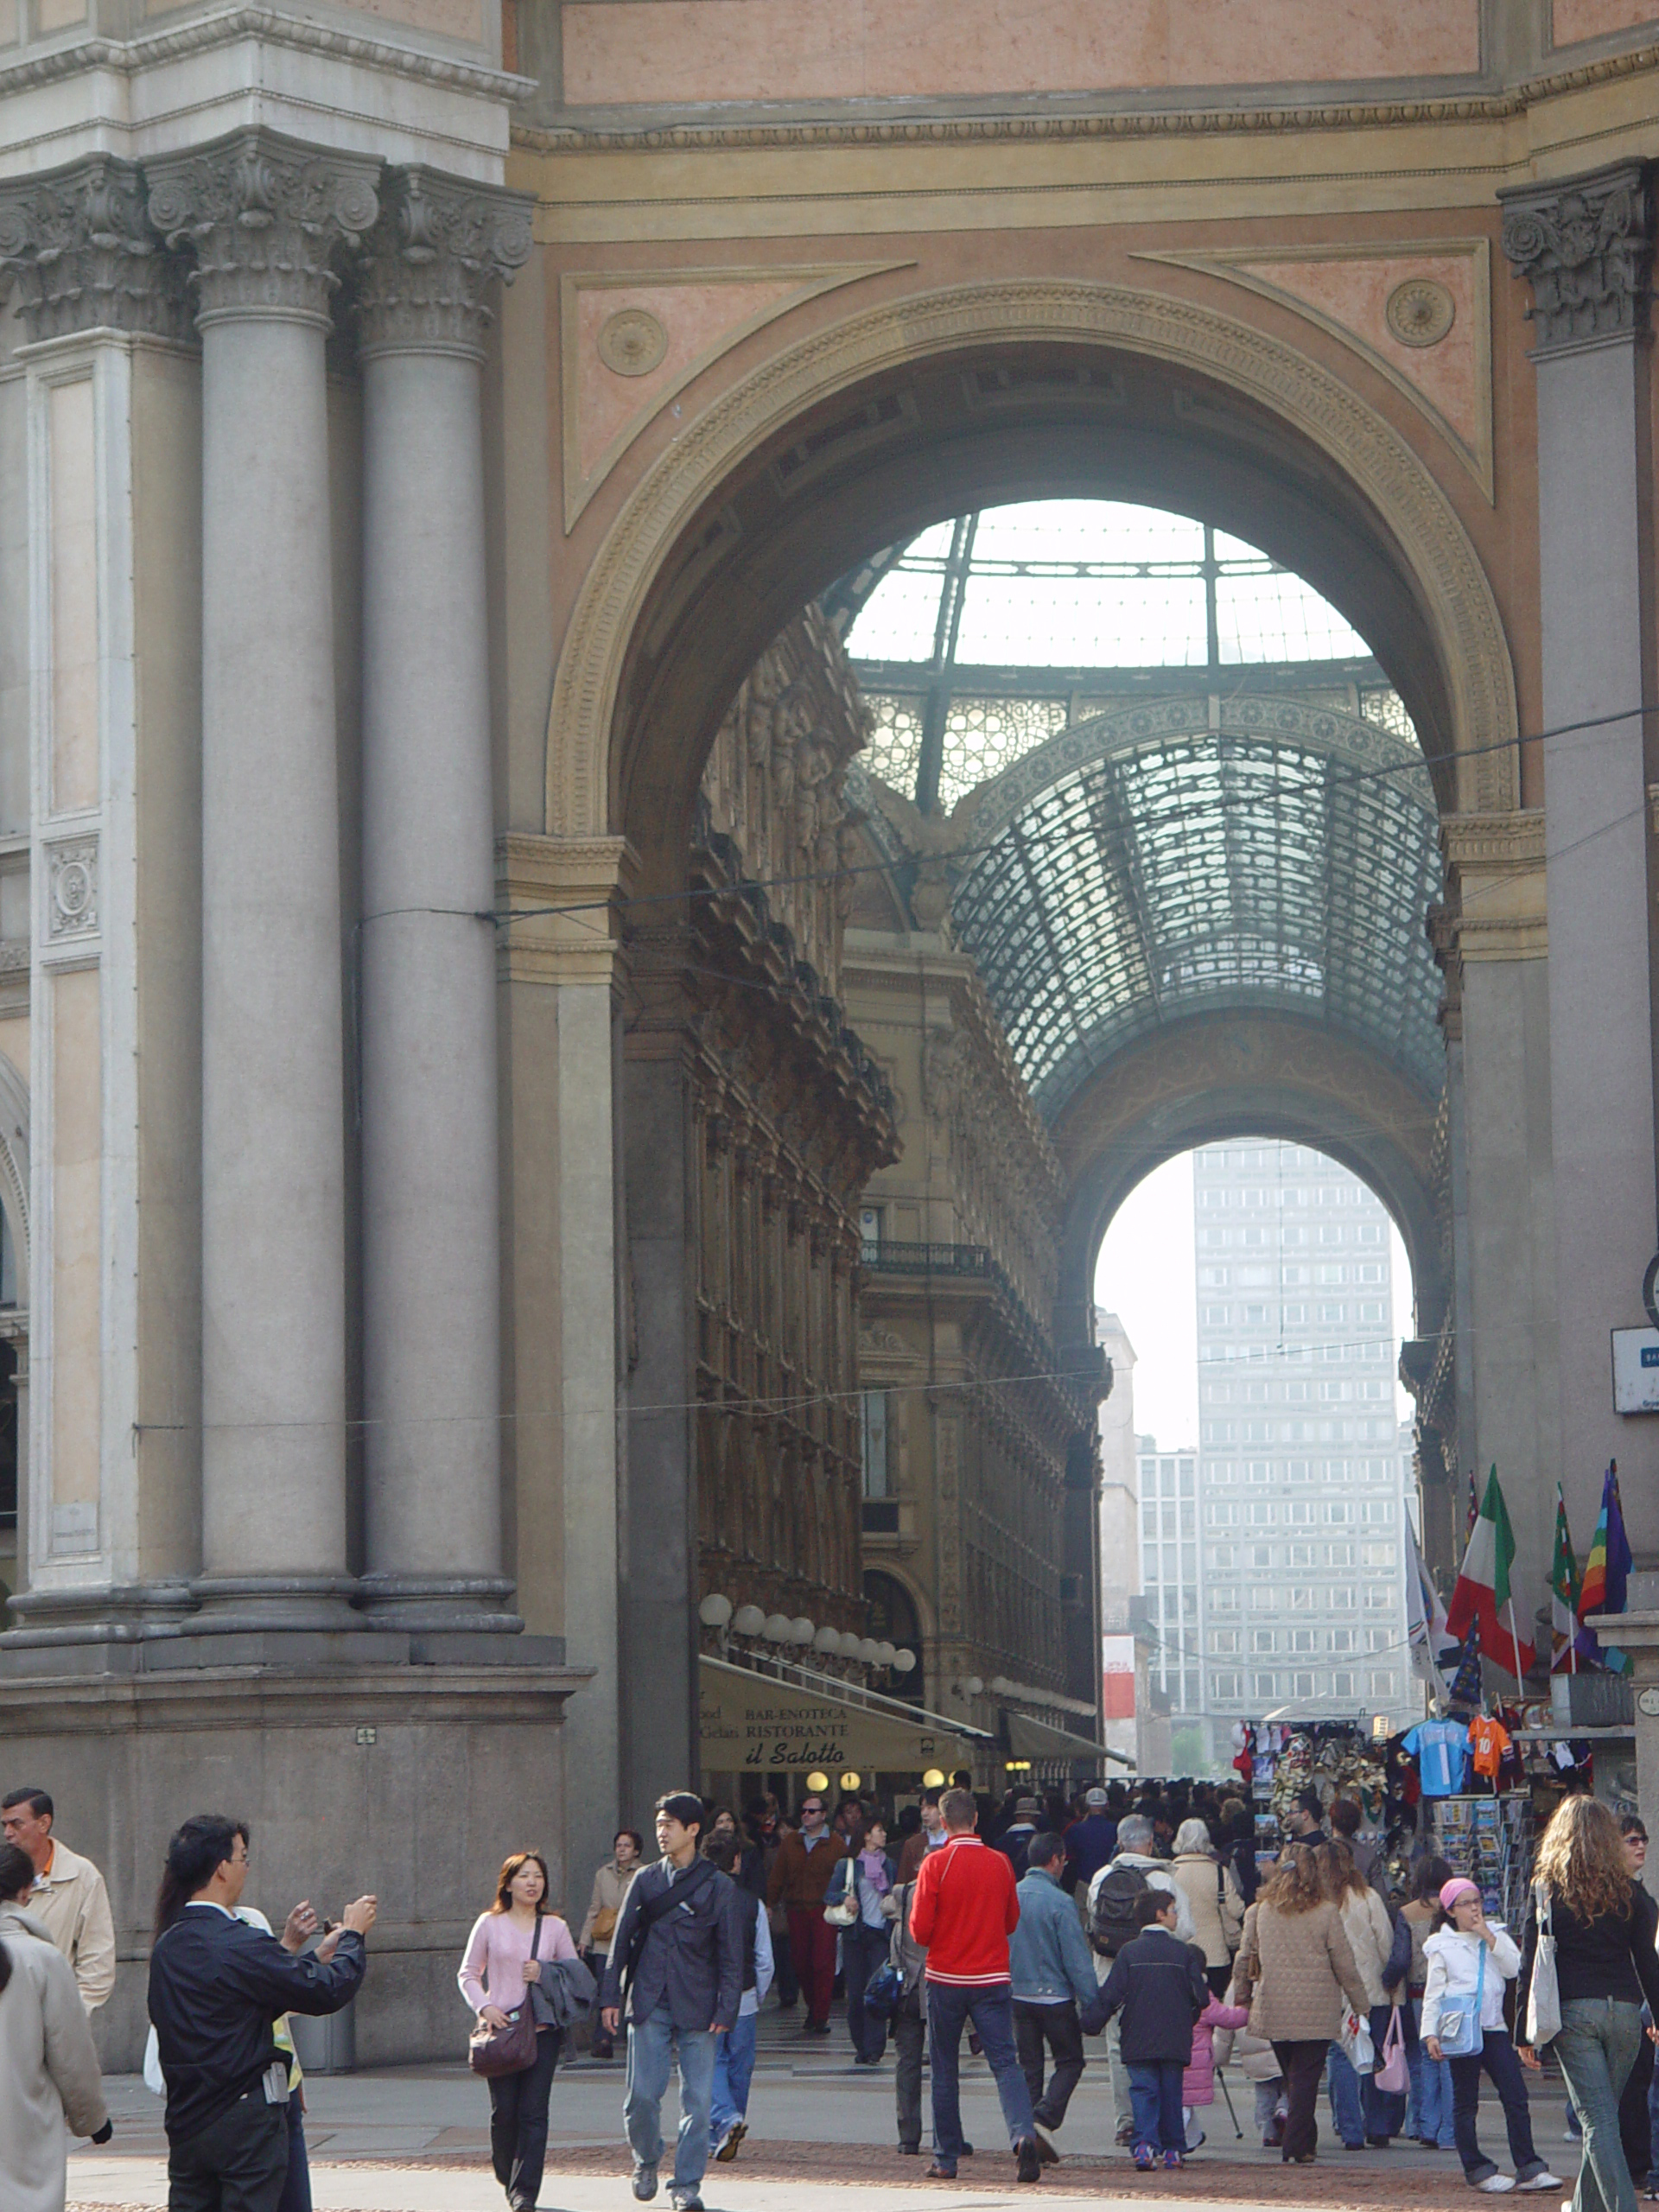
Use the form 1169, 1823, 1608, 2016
1421, 1878, 1559, 2196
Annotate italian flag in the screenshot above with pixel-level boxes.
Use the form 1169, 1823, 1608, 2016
1445, 1465, 1535, 1681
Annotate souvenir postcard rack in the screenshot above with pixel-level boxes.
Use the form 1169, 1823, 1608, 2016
1422, 1794, 1535, 1926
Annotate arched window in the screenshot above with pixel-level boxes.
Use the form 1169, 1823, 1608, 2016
863, 1567, 923, 1707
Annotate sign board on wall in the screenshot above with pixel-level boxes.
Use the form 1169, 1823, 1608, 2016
698, 1656, 976, 1775
1611, 1328, 1659, 1414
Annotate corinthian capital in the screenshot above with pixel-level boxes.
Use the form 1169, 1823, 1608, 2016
1499, 160, 1651, 356
0, 156, 189, 344
145, 129, 380, 331
357, 167, 533, 360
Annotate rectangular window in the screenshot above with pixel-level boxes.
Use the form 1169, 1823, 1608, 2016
1252, 1627, 1276, 1654
1363, 1498, 1395, 1525
1332, 1671, 1353, 1698
1249, 1586, 1277, 1612
1247, 1542, 1273, 1569
1288, 1585, 1315, 1611
1362, 1542, 1396, 1570
1248, 1500, 1275, 1526
1363, 1585, 1393, 1609
1252, 1670, 1277, 1700
1370, 1671, 1396, 1697
1294, 1671, 1317, 1700
1213, 1670, 1241, 1700
1210, 1586, 1240, 1612
860, 1389, 889, 1498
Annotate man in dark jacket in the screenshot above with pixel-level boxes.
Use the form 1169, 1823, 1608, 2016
601, 1792, 744, 2212
147, 1814, 374, 2212
1096, 1891, 1208, 2171
1062, 1789, 1118, 1893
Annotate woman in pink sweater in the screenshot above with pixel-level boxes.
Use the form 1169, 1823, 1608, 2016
1181, 1992, 1249, 2152
459, 1851, 579, 2212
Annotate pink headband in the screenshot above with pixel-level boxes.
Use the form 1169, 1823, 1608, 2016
1440, 1878, 1481, 1913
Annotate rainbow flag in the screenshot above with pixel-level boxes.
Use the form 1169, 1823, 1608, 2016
1579, 1461, 1632, 1675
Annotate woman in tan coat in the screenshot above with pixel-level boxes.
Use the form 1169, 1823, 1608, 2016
1234, 1848, 1369, 2164
1169, 1819, 1246, 1997
0, 1842, 109, 2212
577, 1828, 643, 2058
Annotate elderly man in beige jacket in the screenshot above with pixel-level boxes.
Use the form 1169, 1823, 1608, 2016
1, 1786, 116, 2012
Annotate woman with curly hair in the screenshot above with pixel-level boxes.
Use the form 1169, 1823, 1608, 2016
1232, 1845, 1370, 2164
1517, 1796, 1659, 2212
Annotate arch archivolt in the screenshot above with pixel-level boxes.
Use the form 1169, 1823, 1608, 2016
546, 277, 1520, 843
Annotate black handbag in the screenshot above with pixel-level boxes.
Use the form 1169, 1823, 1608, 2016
469, 1916, 543, 2077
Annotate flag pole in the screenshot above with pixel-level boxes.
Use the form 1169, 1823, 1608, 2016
1507, 1597, 1525, 1688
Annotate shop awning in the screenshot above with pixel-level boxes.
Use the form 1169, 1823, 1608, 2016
699, 1655, 986, 1776
1007, 1710, 1134, 1769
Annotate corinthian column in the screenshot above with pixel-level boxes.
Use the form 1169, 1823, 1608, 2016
147, 132, 379, 1631
354, 169, 531, 1632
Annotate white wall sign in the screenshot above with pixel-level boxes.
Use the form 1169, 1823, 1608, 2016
1611, 1328, 1659, 1414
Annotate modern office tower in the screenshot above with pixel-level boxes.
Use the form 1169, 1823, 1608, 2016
1133, 1434, 1203, 1774
1192, 1141, 1413, 1770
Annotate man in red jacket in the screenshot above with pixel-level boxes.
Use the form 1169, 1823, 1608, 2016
909, 1788, 1042, 2184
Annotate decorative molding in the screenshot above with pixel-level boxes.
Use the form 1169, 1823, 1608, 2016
1132, 241, 1493, 502
0, 156, 189, 346
1499, 161, 1652, 355
357, 166, 531, 360
598, 308, 666, 378
0, 6, 533, 105
1387, 278, 1456, 349
46, 836, 97, 941
559, 261, 914, 530
545, 280, 1519, 845
494, 830, 637, 988
1440, 810, 1548, 869
512, 40, 1659, 156
1439, 810, 1548, 964
146, 128, 380, 331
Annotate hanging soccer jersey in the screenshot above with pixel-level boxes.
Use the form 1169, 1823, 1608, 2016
1467, 1714, 1511, 1781
1402, 1717, 1471, 1796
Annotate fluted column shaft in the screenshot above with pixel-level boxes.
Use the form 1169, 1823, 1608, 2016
148, 131, 379, 1628
356, 170, 531, 1629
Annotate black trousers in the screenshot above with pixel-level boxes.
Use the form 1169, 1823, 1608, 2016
1013, 1999, 1086, 2128
1271, 2038, 1332, 2163
1620, 2018, 1656, 2183
488, 2026, 561, 2209
168, 2091, 289, 2212
894, 1993, 926, 2151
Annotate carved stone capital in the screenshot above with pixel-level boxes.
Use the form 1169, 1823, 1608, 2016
357, 167, 532, 362
146, 129, 380, 332
0, 156, 189, 344
1499, 161, 1651, 356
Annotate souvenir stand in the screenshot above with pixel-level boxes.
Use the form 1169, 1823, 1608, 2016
1418, 1793, 1536, 1924
1231, 1716, 1389, 1872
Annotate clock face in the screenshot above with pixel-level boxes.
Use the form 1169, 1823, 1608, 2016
1638, 1687, 1659, 1719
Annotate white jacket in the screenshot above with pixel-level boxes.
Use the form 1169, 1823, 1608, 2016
1421, 1923, 1519, 2042
1338, 1886, 1395, 2010
1086, 1854, 1198, 1983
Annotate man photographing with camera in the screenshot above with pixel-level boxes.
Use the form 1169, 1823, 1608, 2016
148, 1814, 376, 2212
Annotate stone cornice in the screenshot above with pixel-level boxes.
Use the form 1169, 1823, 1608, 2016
0, 154, 189, 344
1440, 809, 1547, 870
494, 831, 637, 988
513, 39, 1659, 157
0, 5, 532, 106
1440, 809, 1548, 963
147, 127, 380, 330
358, 166, 532, 362
1500, 160, 1652, 356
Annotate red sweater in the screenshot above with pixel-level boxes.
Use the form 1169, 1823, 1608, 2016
909, 1834, 1020, 1986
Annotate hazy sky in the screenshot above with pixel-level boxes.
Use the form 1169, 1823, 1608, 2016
1093, 1144, 1415, 1451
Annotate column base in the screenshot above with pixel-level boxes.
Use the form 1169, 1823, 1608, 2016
356, 1573, 522, 1635
1, 1580, 196, 1646
183, 1574, 365, 1632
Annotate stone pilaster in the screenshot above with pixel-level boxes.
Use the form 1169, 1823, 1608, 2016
146, 133, 378, 1635
353, 168, 531, 1638
1500, 160, 1658, 1565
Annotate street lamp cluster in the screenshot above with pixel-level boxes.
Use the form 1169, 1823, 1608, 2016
697, 1591, 915, 1678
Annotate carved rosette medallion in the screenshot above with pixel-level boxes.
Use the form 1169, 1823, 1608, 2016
357, 167, 534, 361
598, 307, 669, 377
1385, 277, 1455, 349
1499, 162, 1652, 355
146, 129, 381, 331
47, 837, 98, 940
0, 156, 190, 345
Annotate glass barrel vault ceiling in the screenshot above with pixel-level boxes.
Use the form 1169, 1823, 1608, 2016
829, 501, 1444, 1118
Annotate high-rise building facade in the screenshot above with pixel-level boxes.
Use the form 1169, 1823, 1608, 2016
1134, 1435, 1202, 1771
1190, 1141, 1414, 1769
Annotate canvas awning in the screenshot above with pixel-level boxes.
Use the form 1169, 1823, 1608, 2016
1006, 1710, 1133, 1768
699, 1655, 985, 1777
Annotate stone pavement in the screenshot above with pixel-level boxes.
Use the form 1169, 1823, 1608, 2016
67, 2007, 1586, 2212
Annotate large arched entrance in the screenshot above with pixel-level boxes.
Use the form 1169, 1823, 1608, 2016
569, 287, 1541, 1823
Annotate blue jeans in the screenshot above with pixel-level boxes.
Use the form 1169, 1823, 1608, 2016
624, 2003, 718, 2193
1406, 1994, 1457, 2146
1327, 2005, 1405, 2144
1554, 1996, 1645, 2212
925, 1980, 1036, 2168
1128, 2061, 1185, 2156
709, 2012, 757, 2145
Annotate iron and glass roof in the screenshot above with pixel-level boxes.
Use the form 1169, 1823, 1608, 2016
831, 501, 1444, 1119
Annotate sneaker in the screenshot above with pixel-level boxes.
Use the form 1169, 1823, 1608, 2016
925, 2162, 957, 2180
1033, 2127, 1059, 2165
1185, 2126, 1205, 2152
631, 2169, 658, 2202
1164, 2150, 1184, 2170
897, 2143, 920, 2156
1516, 2177, 1561, 2194
1116, 2121, 1136, 2147
1015, 2139, 1042, 2183
1133, 2144, 1155, 2171
1476, 2178, 1516, 2195
669, 2194, 703, 2212
714, 2120, 746, 2163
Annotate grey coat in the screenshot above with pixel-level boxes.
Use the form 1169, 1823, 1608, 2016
0, 1904, 108, 2212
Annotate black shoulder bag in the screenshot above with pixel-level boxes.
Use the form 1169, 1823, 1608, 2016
618, 1859, 716, 2009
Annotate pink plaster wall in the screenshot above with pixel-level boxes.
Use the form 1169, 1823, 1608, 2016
1552, 0, 1657, 43
562, 0, 1481, 107
576, 279, 803, 476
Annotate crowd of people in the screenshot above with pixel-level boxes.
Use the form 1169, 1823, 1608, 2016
4, 1767, 1659, 2212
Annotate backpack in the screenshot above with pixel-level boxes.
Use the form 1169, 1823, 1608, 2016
1090, 1862, 1151, 1956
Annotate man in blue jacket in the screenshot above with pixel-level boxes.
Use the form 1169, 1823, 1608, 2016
601, 1793, 744, 2212
1008, 1833, 1103, 2159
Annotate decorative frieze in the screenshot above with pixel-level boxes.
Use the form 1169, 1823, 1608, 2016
0, 156, 188, 345
146, 129, 380, 329
1500, 162, 1651, 354
357, 167, 533, 361
45, 838, 98, 942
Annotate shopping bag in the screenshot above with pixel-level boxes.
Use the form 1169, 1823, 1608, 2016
1375, 2005, 1409, 2095
1437, 1943, 1486, 2057
1338, 2008, 1376, 2075
1525, 1885, 1561, 2047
